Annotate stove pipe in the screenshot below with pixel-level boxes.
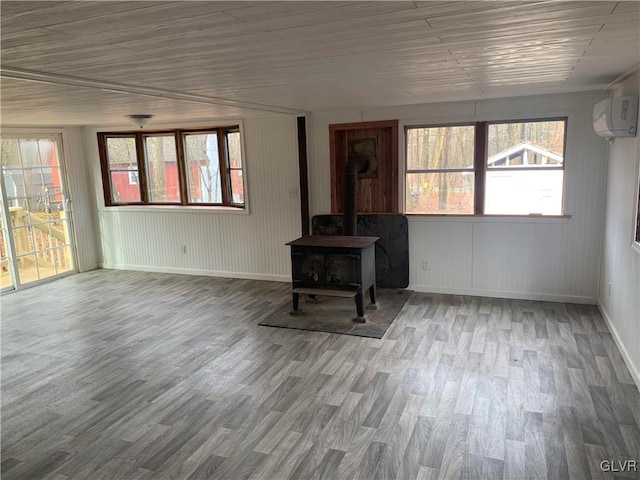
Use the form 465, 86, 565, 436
343, 156, 368, 236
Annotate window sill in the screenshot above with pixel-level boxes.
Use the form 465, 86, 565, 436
404, 213, 571, 223
100, 205, 248, 215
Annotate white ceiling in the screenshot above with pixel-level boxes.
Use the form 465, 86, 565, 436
1, 1, 639, 126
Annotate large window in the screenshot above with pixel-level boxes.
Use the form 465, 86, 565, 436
405, 118, 566, 215
406, 125, 475, 214
98, 126, 245, 208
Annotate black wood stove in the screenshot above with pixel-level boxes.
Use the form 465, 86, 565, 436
286, 235, 378, 322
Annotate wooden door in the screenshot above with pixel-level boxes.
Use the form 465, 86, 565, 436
329, 120, 398, 214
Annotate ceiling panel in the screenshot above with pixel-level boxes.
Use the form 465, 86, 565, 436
424, 2, 617, 28
1, 0, 638, 125
41, 3, 241, 36
1, 2, 167, 32
0, 77, 268, 126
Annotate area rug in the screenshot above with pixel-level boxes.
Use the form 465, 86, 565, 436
259, 289, 412, 338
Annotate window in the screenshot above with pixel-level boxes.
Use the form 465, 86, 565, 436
406, 125, 475, 214
405, 118, 566, 215
98, 126, 245, 208
128, 168, 139, 185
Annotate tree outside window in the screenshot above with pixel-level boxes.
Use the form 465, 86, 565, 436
405, 118, 566, 215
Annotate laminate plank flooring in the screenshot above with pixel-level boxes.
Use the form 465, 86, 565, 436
1, 269, 639, 480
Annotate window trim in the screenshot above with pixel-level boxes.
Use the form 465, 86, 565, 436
97, 126, 246, 208
404, 117, 568, 216
141, 132, 180, 205
405, 122, 477, 215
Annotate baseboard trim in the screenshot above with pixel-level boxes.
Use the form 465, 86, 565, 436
598, 302, 640, 390
99, 263, 290, 283
407, 284, 597, 305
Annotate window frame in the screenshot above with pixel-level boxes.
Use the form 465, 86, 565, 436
405, 122, 478, 215
404, 117, 567, 216
97, 126, 245, 209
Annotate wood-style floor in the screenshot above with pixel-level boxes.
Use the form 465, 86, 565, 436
1, 269, 639, 480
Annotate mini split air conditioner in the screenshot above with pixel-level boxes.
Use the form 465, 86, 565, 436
593, 96, 638, 138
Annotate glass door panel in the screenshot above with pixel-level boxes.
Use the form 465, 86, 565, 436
1, 135, 76, 288
0, 220, 13, 291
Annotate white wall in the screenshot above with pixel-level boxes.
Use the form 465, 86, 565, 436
308, 92, 609, 303
599, 74, 640, 386
84, 115, 301, 281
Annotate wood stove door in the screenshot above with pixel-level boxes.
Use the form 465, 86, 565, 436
292, 253, 325, 284
325, 254, 357, 285
291, 248, 359, 289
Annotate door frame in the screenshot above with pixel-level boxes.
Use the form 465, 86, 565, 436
0, 130, 79, 291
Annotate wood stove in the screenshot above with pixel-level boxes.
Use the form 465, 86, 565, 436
287, 235, 378, 322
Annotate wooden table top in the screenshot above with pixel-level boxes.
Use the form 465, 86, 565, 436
286, 235, 379, 248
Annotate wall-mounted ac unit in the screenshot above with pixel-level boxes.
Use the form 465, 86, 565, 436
593, 96, 638, 138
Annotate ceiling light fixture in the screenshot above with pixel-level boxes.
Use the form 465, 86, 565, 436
125, 114, 154, 129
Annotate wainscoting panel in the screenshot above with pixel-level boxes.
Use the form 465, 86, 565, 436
308, 92, 608, 303
91, 115, 301, 280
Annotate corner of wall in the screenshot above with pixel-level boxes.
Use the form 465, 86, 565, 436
598, 71, 640, 391
598, 302, 640, 390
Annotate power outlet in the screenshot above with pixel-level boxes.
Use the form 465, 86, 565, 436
288, 188, 298, 199
181, 245, 187, 254
422, 260, 430, 270
607, 282, 612, 297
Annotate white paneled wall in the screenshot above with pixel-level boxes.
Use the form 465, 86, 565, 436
408, 219, 473, 290
86, 116, 301, 281
599, 74, 640, 386
63, 127, 100, 272
308, 92, 608, 303
472, 220, 575, 298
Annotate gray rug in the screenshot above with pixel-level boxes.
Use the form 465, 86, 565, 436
259, 289, 412, 338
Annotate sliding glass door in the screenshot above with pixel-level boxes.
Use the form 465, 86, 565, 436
0, 209, 14, 292
0, 134, 76, 290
